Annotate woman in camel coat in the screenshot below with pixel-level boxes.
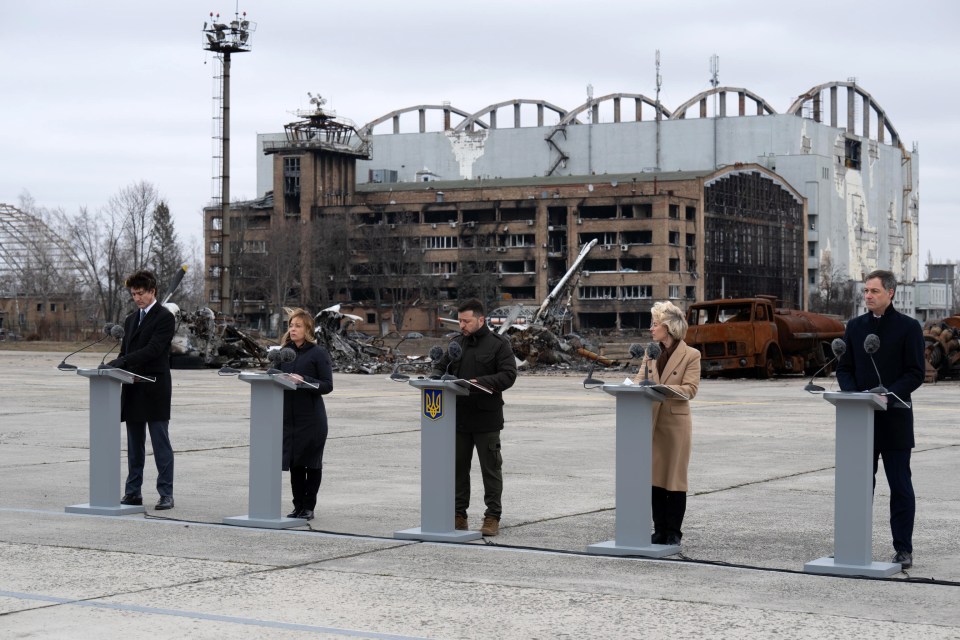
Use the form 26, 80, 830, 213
633, 300, 701, 545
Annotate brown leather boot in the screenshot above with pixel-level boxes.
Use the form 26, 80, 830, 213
480, 516, 499, 536
455, 514, 468, 530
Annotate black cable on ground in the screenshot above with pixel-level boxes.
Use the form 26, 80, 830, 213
136, 511, 960, 587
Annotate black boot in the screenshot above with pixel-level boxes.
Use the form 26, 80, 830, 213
301, 466, 323, 515
663, 490, 687, 545
288, 467, 306, 517
651, 486, 668, 544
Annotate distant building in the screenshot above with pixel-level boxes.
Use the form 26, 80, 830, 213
210, 79, 918, 333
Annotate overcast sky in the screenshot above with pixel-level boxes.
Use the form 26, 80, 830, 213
2, 1, 956, 271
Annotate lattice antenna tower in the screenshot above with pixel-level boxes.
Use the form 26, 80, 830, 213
201, 9, 255, 316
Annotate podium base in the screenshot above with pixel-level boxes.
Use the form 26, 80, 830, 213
223, 515, 307, 530
65, 503, 146, 516
804, 556, 902, 577
394, 527, 482, 542
587, 540, 681, 558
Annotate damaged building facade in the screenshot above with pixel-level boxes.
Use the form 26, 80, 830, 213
206, 79, 917, 334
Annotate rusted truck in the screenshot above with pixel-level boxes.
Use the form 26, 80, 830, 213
685, 296, 844, 378
923, 315, 960, 382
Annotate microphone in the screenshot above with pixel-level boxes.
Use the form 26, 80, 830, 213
391, 346, 444, 381
98, 324, 125, 368
266, 347, 297, 374
582, 352, 606, 389
862, 334, 912, 408
803, 338, 846, 393
864, 334, 887, 394
628, 343, 644, 359
638, 342, 661, 387
441, 341, 462, 380
389, 362, 419, 381
58, 324, 115, 370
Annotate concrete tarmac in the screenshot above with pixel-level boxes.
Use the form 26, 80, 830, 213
1, 350, 958, 639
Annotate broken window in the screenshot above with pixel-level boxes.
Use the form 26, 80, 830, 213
621, 285, 652, 299
844, 137, 861, 170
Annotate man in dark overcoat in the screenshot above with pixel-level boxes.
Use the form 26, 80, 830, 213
431, 298, 517, 537
109, 270, 177, 510
836, 269, 924, 568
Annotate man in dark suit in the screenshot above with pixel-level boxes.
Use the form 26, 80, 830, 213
836, 269, 925, 569
109, 270, 177, 510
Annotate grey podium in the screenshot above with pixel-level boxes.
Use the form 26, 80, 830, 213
587, 384, 681, 557
804, 391, 901, 577
395, 378, 481, 542
223, 371, 306, 529
66, 367, 146, 516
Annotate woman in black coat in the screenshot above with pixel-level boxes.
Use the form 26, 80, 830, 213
278, 308, 333, 521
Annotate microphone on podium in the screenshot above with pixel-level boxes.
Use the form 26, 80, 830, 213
582, 351, 607, 389
265, 347, 296, 374
863, 334, 887, 394
58, 324, 116, 370
391, 346, 445, 382
637, 342, 661, 387
803, 338, 847, 394
441, 342, 462, 380
98, 324, 126, 368
862, 333, 911, 408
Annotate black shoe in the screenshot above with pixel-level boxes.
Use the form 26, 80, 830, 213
299, 509, 314, 521
651, 531, 666, 545
155, 496, 174, 510
286, 509, 301, 518
120, 494, 142, 506
663, 533, 682, 546
893, 550, 913, 569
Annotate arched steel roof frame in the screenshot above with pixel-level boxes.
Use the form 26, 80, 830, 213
453, 98, 572, 132
557, 93, 670, 125
786, 81, 901, 147
362, 104, 481, 136
671, 86, 776, 120
0, 204, 78, 284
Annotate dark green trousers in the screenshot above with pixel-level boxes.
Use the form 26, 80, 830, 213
455, 430, 502, 519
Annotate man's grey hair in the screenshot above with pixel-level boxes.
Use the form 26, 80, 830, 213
865, 269, 897, 294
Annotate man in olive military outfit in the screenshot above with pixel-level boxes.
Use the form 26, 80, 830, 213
431, 299, 517, 536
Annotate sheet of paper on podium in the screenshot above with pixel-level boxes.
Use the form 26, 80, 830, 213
648, 384, 689, 400
451, 379, 494, 394
98, 366, 156, 383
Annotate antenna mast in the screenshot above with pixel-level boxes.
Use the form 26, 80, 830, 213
655, 50, 662, 172
202, 10, 255, 318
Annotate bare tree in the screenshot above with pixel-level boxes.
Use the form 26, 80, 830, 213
65, 205, 129, 324
457, 230, 499, 310
357, 216, 426, 334
108, 181, 159, 272
310, 212, 352, 307
254, 216, 301, 315
810, 253, 856, 318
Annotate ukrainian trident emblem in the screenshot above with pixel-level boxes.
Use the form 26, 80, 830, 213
422, 388, 443, 420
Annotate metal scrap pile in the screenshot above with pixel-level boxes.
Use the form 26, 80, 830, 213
167, 304, 269, 369
923, 315, 960, 382
312, 304, 395, 374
